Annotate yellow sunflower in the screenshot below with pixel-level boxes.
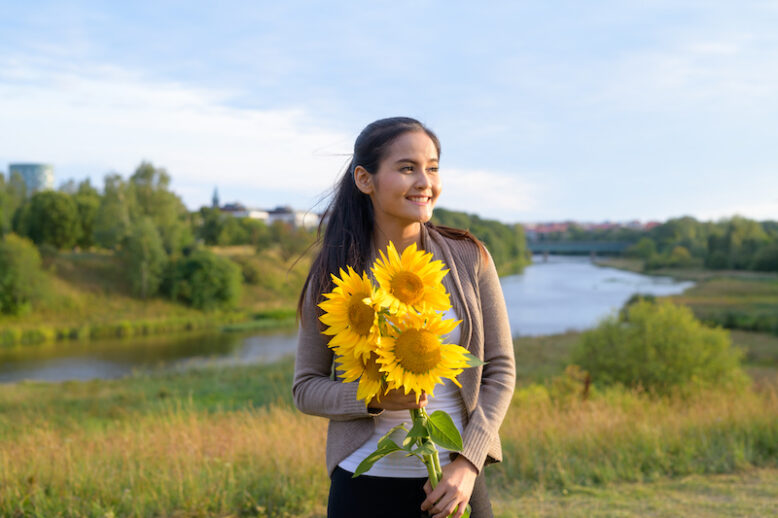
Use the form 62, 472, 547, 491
372, 242, 451, 315
318, 267, 385, 360
336, 350, 389, 404
376, 310, 470, 402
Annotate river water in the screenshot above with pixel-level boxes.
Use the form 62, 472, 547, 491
0, 256, 693, 383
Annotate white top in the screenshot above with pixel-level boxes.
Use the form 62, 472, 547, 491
338, 307, 466, 477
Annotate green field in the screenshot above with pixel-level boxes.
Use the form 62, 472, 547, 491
1, 328, 777, 517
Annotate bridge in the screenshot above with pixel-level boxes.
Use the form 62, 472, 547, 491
527, 241, 631, 256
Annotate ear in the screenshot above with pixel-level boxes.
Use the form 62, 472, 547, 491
353, 165, 374, 195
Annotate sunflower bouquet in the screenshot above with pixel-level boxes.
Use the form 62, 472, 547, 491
319, 242, 482, 518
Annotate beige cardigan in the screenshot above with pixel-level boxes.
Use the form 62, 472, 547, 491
292, 224, 516, 476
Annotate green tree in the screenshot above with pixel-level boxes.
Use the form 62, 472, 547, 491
94, 173, 132, 249
667, 245, 695, 267
73, 179, 101, 249
0, 174, 8, 236
242, 218, 272, 251
24, 191, 81, 249
218, 217, 248, 246
128, 162, 193, 254
0, 172, 27, 236
706, 217, 769, 270
751, 242, 778, 272
625, 237, 657, 260
0, 234, 46, 315
165, 249, 242, 309
573, 300, 746, 395
196, 206, 225, 245
122, 218, 168, 298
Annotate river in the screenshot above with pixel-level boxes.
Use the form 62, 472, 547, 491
0, 256, 693, 383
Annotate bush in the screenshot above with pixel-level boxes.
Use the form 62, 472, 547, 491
232, 255, 266, 285
165, 249, 242, 310
572, 300, 747, 395
0, 234, 47, 315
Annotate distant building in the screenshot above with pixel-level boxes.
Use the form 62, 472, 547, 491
8, 163, 54, 193
267, 205, 320, 229
220, 202, 270, 221
217, 202, 320, 229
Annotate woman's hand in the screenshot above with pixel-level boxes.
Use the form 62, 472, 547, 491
367, 388, 428, 411
420, 456, 477, 518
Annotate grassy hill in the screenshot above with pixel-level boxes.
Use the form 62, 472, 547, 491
0, 246, 311, 346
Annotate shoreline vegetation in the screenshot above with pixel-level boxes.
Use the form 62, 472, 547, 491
0, 246, 305, 348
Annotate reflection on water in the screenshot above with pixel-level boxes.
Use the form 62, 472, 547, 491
0, 256, 694, 383
0, 328, 297, 383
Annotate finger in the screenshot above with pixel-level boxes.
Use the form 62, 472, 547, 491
452, 500, 467, 518
420, 486, 444, 511
431, 497, 457, 518
421, 481, 445, 512
423, 481, 432, 495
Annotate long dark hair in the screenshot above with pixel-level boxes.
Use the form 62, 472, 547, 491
298, 116, 483, 317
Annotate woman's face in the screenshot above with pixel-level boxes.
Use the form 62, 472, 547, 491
367, 131, 441, 230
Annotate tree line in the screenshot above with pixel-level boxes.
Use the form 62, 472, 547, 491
626, 216, 778, 272
527, 216, 778, 273
0, 162, 316, 315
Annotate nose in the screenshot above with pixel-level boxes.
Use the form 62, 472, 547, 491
415, 170, 432, 190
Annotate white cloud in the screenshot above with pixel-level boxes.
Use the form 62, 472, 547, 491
0, 59, 350, 203
437, 168, 547, 222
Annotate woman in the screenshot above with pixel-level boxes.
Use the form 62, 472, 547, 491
293, 117, 515, 518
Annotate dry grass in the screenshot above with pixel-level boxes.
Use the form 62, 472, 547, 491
1, 373, 776, 516
1, 404, 330, 517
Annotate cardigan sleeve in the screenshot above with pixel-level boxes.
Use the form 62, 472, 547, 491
292, 286, 376, 421
459, 249, 516, 472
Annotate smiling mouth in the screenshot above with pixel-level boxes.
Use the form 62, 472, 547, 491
407, 195, 431, 204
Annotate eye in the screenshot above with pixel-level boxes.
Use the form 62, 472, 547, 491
400, 165, 414, 173
427, 167, 439, 174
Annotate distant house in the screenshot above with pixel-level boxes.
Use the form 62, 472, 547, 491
267, 205, 320, 229
218, 202, 319, 229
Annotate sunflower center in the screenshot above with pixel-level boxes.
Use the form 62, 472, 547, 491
347, 294, 375, 336
390, 272, 424, 305
363, 352, 383, 382
394, 329, 441, 374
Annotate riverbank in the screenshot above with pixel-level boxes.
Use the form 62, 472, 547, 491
0, 246, 307, 347
595, 258, 778, 335
2, 331, 777, 516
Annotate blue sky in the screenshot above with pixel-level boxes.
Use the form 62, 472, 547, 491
2, 1, 777, 223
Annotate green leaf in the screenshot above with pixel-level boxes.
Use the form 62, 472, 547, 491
464, 352, 486, 368
427, 410, 463, 451
407, 418, 428, 439
411, 439, 438, 457
352, 441, 402, 477
377, 423, 407, 450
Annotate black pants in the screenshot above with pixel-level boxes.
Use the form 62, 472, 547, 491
327, 466, 493, 518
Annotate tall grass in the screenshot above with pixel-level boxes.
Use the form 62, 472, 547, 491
493, 384, 778, 493
1, 404, 329, 517
1, 357, 777, 517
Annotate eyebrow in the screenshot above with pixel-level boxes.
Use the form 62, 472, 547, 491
394, 157, 439, 165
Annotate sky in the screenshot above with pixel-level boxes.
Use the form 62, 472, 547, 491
1, 1, 777, 224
